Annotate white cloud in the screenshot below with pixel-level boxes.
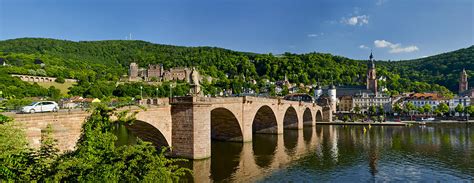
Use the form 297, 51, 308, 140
373, 40, 419, 53
307, 33, 324, 38
389, 45, 419, 53
341, 15, 369, 26
359, 45, 370, 49
374, 40, 392, 48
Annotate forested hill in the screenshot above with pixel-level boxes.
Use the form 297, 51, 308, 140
0, 38, 472, 95
380, 46, 474, 92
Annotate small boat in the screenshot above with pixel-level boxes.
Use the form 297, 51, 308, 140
421, 117, 435, 122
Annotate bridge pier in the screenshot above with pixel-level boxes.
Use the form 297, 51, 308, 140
171, 97, 212, 159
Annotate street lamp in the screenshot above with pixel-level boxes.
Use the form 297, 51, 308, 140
140, 86, 143, 99
169, 83, 174, 99
156, 88, 159, 97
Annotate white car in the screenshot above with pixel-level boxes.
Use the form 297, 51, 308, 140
21, 101, 59, 113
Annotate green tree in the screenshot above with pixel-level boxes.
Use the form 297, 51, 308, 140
422, 104, 432, 116
393, 103, 403, 116
417, 106, 425, 115
353, 105, 361, 114
437, 103, 450, 116
377, 105, 385, 116
405, 102, 416, 119
465, 105, 474, 120
455, 103, 465, 117
369, 105, 377, 116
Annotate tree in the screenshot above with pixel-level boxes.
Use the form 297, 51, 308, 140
393, 103, 403, 116
422, 104, 432, 116
0, 104, 190, 181
437, 103, 450, 116
55, 77, 65, 83
417, 106, 425, 115
455, 103, 465, 117
405, 102, 416, 119
369, 105, 377, 117
465, 105, 474, 120
377, 105, 385, 116
353, 105, 361, 114
342, 115, 349, 123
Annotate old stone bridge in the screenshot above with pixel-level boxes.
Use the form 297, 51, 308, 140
7, 96, 331, 159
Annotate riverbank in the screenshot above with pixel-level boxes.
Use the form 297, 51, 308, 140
317, 121, 407, 126
317, 120, 474, 126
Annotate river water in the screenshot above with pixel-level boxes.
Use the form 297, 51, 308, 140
117, 124, 474, 182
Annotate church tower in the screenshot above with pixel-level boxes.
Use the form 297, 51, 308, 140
366, 52, 377, 94
459, 69, 468, 94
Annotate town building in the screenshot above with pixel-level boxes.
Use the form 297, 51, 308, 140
338, 95, 353, 112
353, 92, 392, 113
449, 96, 471, 113
333, 52, 392, 113
404, 93, 445, 109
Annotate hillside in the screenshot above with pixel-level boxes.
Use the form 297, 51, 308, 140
0, 38, 472, 98
381, 46, 474, 92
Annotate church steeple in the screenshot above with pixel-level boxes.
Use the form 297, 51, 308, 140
459, 68, 468, 94
368, 50, 375, 69
367, 51, 377, 94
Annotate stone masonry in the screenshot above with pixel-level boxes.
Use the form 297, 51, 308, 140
5, 96, 330, 159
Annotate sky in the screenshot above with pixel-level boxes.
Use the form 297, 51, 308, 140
0, 0, 473, 60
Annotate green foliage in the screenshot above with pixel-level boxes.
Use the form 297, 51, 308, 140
342, 115, 350, 122
437, 103, 450, 115
369, 106, 377, 116
353, 105, 361, 114
0, 98, 32, 111
465, 105, 474, 116
0, 104, 190, 182
1, 38, 468, 99
393, 103, 403, 115
55, 77, 65, 84
405, 102, 416, 113
455, 103, 465, 114
0, 73, 54, 99
422, 104, 432, 114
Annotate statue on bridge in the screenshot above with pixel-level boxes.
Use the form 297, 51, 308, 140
189, 67, 202, 96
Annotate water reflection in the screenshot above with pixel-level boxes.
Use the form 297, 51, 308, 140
190, 128, 318, 182
117, 123, 474, 182
253, 134, 277, 168
261, 125, 474, 182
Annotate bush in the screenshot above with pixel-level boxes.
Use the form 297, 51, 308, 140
55, 77, 65, 83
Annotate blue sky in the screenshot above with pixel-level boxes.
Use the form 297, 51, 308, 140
0, 0, 473, 60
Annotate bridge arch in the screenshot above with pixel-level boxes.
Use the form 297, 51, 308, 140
283, 106, 298, 130
316, 110, 323, 122
125, 120, 170, 148
252, 105, 278, 134
303, 108, 313, 127
211, 107, 243, 142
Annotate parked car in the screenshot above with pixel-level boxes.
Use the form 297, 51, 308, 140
21, 101, 59, 113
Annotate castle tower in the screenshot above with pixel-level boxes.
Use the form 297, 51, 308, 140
314, 85, 323, 99
459, 69, 468, 94
366, 52, 377, 94
329, 84, 337, 103
129, 62, 138, 80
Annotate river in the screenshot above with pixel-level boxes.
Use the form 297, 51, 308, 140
116, 124, 474, 182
